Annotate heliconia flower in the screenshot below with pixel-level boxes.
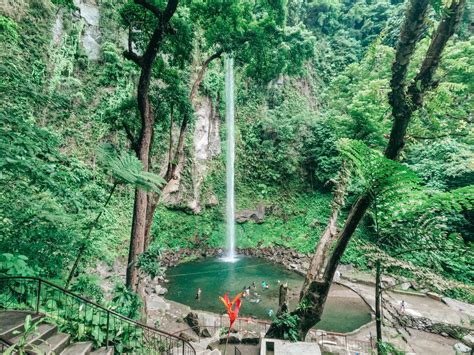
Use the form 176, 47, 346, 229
219, 292, 242, 330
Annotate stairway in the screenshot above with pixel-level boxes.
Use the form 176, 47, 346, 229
0, 311, 113, 354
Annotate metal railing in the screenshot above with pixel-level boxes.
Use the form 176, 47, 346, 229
0, 277, 195, 354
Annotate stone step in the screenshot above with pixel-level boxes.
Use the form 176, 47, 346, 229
8, 323, 57, 346
0, 311, 43, 339
91, 346, 114, 355
35, 332, 70, 354
60, 341, 93, 355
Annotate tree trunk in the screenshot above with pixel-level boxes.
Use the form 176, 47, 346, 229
277, 283, 289, 315
269, 0, 466, 340
124, 0, 179, 291
301, 163, 349, 295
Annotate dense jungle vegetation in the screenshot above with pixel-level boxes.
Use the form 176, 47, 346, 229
0, 0, 472, 316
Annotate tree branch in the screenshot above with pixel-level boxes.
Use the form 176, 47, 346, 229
386, 0, 430, 160
189, 49, 224, 104
123, 50, 143, 67
408, 0, 466, 107
134, 0, 162, 17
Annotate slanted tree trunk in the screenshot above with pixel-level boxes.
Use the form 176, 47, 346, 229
123, 0, 179, 291
267, 0, 466, 341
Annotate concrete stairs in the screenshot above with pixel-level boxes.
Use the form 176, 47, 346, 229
0, 311, 113, 354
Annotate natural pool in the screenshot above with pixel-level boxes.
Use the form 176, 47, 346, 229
165, 257, 372, 333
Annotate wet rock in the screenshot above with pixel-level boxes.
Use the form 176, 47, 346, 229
454, 342, 471, 354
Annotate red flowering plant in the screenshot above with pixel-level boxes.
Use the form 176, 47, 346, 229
219, 292, 242, 353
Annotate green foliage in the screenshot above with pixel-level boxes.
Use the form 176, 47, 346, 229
3, 315, 44, 355
98, 144, 165, 192
0, 254, 37, 277
110, 283, 142, 320
70, 274, 104, 303
0, 15, 19, 41
270, 312, 300, 341
378, 341, 404, 355
138, 244, 166, 279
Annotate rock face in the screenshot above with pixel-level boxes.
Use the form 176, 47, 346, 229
73, 0, 101, 60
190, 96, 221, 213
162, 96, 221, 212
235, 203, 265, 223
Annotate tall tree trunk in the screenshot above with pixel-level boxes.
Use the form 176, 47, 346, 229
266, 0, 466, 340
124, 0, 179, 291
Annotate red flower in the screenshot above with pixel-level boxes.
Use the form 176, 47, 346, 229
219, 292, 242, 329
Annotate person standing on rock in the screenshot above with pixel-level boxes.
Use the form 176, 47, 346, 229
195, 287, 201, 300
400, 299, 406, 313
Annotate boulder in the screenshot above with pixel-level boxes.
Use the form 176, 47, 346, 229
400, 282, 411, 291
235, 203, 265, 223
207, 194, 219, 207
155, 285, 168, 295
184, 312, 200, 333
201, 327, 212, 337
462, 334, 474, 348
147, 294, 170, 311
454, 342, 471, 354
183, 312, 211, 337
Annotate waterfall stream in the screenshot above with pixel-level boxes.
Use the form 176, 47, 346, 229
225, 56, 236, 261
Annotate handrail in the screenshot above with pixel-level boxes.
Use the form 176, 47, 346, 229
0, 276, 184, 338
0, 276, 196, 354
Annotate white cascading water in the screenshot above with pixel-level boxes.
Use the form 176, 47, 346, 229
225, 56, 236, 261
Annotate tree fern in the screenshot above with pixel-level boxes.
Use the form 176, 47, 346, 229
97, 144, 165, 192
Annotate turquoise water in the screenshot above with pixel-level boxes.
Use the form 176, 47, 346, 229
165, 257, 371, 333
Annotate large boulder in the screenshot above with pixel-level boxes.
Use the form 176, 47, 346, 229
184, 312, 211, 337
454, 342, 471, 354
235, 203, 265, 223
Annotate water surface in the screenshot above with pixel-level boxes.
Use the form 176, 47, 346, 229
165, 257, 371, 333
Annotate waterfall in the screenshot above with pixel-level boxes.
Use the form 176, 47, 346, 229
225, 56, 236, 261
